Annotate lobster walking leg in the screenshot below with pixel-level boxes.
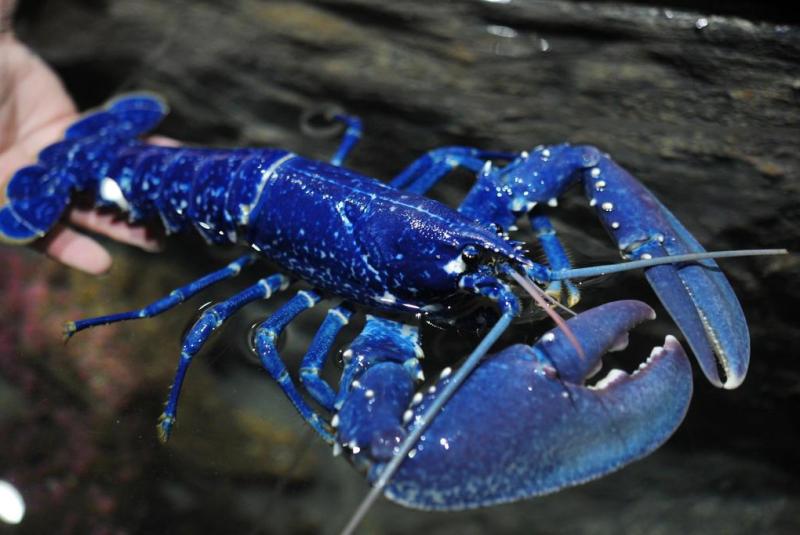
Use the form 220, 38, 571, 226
529, 212, 581, 307
330, 115, 363, 167
389, 146, 517, 194
299, 305, 354, 411
64, 254, 258, 339
254, 290, 335, 442
158, 274, 290, 442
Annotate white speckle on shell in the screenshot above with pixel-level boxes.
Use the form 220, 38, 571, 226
444, 256, 467, 275
590, 369, 627, 390
99, 178, 130, 211
378, 292, 397, 304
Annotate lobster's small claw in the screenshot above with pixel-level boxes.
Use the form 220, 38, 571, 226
584, 155, 749, 389
381, 300, 692, 510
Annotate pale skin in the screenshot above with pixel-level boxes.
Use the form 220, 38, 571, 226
1, 0, 162, 274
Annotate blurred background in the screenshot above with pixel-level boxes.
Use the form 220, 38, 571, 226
1, 1, 798, 533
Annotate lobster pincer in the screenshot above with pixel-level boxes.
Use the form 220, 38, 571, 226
406, 143, 752, 389
371, 300, 693, 510
577, 153, 749, 388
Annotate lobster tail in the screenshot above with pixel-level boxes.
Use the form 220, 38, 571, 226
65, 93, 168, 140
0, 164, 71, 243
0, 93, 168, 244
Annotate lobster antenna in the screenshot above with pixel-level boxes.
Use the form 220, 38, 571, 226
550, 249, 787, 280
339, 312, 515, 535
505, 269, 584, 359
526, 280, 578, 317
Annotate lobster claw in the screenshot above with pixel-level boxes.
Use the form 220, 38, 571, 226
584, 154, 748, 389
382, 300, 692, 510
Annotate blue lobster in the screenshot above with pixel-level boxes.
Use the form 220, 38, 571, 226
0, 95, 771, 522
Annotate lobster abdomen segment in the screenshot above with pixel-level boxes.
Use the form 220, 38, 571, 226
0, 94, 296, 246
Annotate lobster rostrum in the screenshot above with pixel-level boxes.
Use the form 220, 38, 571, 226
0, 95, 773, 517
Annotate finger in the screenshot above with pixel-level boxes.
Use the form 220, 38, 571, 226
147, 135, 180, 147
68, 207, 164, 253
35, 224, 112, 275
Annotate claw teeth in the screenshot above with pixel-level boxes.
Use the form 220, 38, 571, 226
589, 368, 627, 390
631, 338, 672, 376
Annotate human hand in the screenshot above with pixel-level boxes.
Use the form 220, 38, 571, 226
0, 4, 161, 274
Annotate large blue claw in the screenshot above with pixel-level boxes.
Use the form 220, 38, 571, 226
381, 300, 693, 510
584, 156, 748, 389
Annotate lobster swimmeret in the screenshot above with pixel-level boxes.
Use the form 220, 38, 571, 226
0, 94, 761, 512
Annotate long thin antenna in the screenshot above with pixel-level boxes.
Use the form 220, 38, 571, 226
550, 249, 787, 280
506, 269, 584, 359
339, 312, 514, 535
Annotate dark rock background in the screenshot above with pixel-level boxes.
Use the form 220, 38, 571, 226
1, 0, 798, 533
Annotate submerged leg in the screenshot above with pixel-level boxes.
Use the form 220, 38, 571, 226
65, 254, 258, 339
299, 305, 353, 411
158, 273, 289, 442
254, 290, 334, 442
